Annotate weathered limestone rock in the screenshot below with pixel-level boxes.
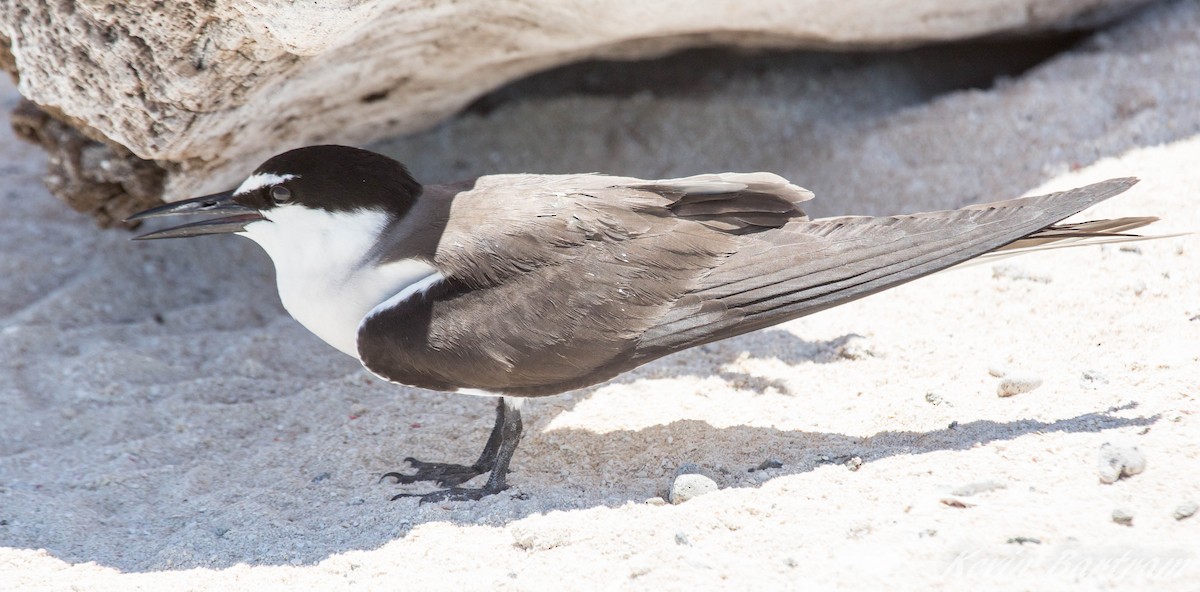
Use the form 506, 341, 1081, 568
0, 0, 1150, 223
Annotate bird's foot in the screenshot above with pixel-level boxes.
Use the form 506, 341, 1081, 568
382, 397, 524, 504
389, 483, 509, 504
380, 457, 489, 488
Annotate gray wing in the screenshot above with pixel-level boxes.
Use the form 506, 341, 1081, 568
358, 175, 1142, 396
357, 171, 811, 395
633, 178, 1145, 359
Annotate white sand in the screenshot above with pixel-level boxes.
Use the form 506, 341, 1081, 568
2, 1, 1198, 590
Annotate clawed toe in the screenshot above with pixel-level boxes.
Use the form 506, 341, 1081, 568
379, 457, 487, 487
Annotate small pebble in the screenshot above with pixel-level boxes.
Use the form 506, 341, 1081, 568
670, 473, 718, 504
924, 392, 949, 406
1007, 536, 1041, 545
835, 335, 876, 360
511, 525, 573, 551
988, 366, 1008, 378
1112, 508, 1134, 526
1098, 443, 1146, 484
749, 459, 783, 472
1174, 501, 1198, 521
951, 480, 1007, 497
997, 373, 1043, 397
1081, 370, 1108, 389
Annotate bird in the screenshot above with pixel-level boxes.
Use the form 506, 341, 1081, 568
127, 144, 1155, 503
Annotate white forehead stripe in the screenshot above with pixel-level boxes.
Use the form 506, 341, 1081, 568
234, 172, 298, 196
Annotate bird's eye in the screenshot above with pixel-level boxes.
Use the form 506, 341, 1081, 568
270, 185, 292, 204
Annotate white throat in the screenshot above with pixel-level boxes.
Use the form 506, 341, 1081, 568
238, 205, 439, 358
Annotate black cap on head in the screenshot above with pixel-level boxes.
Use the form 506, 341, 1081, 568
234, 145, 423, 217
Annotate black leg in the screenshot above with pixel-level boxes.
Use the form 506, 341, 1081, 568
382, 397, 524, 502
471, 396, 508, 469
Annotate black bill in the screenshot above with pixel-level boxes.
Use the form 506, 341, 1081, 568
126, 190, 265, 240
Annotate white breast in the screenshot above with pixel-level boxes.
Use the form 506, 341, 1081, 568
238, 205, 440, 359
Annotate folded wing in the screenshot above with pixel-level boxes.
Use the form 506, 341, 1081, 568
357, 175, 1145, 396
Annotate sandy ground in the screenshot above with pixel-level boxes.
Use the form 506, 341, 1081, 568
2, 1, 1198, 590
